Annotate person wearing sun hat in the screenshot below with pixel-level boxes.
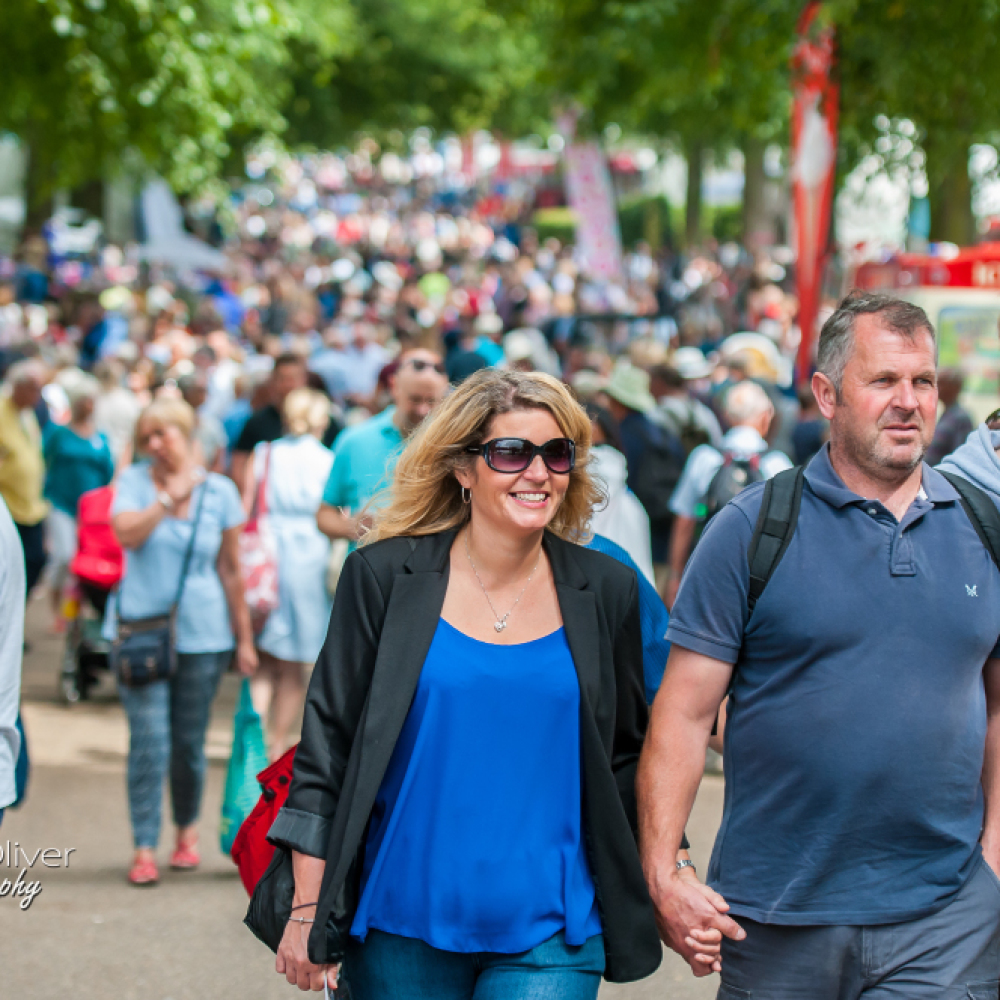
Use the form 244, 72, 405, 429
600, 362, 686, 594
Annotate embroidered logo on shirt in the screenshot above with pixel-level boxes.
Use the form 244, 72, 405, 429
967, 585, 979, 597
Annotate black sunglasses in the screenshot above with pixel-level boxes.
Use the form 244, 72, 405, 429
404, 358, 446, 374
466, 437, 576, 474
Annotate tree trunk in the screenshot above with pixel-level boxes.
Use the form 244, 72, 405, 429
685, 140, 704, 247
927, 143, 974, 245
742, 136, 769, 248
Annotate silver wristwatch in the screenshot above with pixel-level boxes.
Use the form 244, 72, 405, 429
156, 490, 175, 511
676, 859, 697, 874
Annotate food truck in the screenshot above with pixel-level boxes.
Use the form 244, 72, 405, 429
854, 244, 1000, 421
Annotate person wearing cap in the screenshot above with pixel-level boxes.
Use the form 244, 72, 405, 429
504, 328, 561, 376
42, 370, 114, 631
600, 363, 686, 597
664, 380, 792, 608
649, 355, 722, 453
504, 331, 537, 372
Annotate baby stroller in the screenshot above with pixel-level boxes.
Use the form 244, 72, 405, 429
59, 486, 123, 704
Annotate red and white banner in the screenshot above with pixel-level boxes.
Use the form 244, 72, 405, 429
564, 142, 623, 280
791, 2, 838, 382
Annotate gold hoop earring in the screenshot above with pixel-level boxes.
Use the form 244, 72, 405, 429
461, 487, 471, 504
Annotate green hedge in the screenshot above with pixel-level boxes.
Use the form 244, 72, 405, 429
709, 203, 743, 243
531, 207, 577, 246
617, 195, 675, 251
532, 196, 678, 252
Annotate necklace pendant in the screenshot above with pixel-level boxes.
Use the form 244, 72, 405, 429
494, 620, 506, 632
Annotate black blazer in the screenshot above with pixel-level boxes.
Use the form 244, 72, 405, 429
268, 528, 662, 983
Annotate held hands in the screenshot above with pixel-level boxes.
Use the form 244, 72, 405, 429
648, 865, 745, 977
276, 915, 340, 992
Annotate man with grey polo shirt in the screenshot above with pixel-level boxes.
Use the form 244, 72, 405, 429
637, 291, 1000, 996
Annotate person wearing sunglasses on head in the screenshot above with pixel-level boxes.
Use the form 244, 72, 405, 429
316, 348, 448, 547
268, 369, 718, 998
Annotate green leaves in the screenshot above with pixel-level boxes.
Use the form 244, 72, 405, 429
283, 0, 547, 148
2, 0, 352, 194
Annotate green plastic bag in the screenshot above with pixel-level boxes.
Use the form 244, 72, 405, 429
220, 679, 269, 856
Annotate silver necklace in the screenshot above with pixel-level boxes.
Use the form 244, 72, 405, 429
464, 531, 541, 632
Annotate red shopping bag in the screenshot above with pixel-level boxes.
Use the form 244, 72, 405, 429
71, 486, 124, 589
231, 743, 297, 895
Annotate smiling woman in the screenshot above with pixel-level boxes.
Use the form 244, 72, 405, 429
263, 369, 711, 998
363, 368, 602, 545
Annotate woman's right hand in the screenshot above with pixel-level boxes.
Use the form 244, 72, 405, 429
275, 917, 339, 992
163, 466, 204, 505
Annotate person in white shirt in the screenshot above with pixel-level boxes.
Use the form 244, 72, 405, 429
665, 380, 792, 606
0, 495, 25, 823
586, 404, 655, 585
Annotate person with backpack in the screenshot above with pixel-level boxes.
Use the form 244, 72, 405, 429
649, 356, 722, 455
664, 380, 790, 608
637, 291, 1000, 994
600, 362, 686, 596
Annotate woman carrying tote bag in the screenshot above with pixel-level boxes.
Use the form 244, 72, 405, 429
263, 370, 714, 998
107, 398, 256, 886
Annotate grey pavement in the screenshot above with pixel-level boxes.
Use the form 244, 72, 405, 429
0, 599, 723, 999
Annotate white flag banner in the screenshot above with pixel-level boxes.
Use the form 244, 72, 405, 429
564, 142, 623, 280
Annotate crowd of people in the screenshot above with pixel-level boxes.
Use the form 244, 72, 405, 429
0, 168, 995, 999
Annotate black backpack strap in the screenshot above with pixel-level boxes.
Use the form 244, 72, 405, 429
746, 466, 805, 616
938, 471, 1000, 570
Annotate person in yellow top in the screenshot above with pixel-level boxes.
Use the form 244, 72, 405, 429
0, 361, 49, 593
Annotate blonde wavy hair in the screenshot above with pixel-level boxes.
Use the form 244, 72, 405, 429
283, 388, 331, 437
136, 397, 197, 441
364, 369, 604, 545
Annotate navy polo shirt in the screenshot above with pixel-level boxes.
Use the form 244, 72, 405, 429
667, 445, 1000, 925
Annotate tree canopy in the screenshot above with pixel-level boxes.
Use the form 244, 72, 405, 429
2, 0, 351, 195
283, 0, 546, 149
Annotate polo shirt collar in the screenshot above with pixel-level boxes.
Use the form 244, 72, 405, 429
804, 443, 961, 509
376, 406, 402, 440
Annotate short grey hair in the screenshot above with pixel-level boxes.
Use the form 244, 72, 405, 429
5, 359, 47, 388
724, 380, 773, 424
817, 291, 936, 393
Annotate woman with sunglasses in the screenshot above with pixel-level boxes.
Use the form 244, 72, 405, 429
267, 369, 716, 998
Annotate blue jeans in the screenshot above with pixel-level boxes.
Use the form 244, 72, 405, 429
345, 930, 604, 1000
118, 651, 229, 849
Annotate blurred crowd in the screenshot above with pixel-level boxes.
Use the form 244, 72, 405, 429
0, 164, 845, 639
5, 163, 989, 882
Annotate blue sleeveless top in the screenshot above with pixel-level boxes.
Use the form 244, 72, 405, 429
350, 619, 602, 953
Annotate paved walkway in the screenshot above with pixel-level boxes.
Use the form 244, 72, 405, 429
1, 600, 723, 999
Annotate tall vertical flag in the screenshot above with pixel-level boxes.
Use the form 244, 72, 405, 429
564, 142, 624, 280
791, 2, 838, 383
